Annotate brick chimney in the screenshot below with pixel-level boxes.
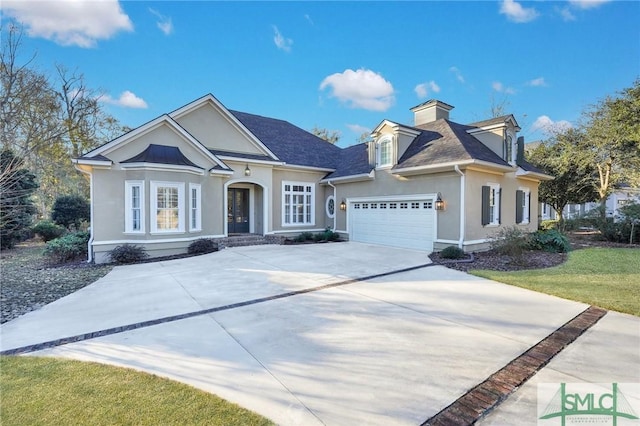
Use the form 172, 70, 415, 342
410, 100, 454, 126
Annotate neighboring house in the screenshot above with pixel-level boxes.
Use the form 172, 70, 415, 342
74, 95, 552, 263
540, 186, 640, 221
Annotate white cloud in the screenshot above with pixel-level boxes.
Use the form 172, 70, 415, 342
319, 68, 395, 112
346, 124, 371, 135
100, 91, 148, 109
558, 7, 577, 21
449, 66, 465, 83
499, 0, 540, 23
531, 115, 573, 135
272, 26, 293, 52
492, 81, 516, 94
2, 0, 133, 48
149, 8, 173, 35
569, 0, 612, 9
414, 81, 440, 99
527, 77, 547, 87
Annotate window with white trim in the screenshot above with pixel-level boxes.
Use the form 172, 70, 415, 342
504, 134, 513, 164
516, 188, 530, 224
482, 184, 501, 226
189, 183, 201, 231
125, 181, 145, 233
377, 136, 393, 168
325, 195, 335, 218
282, 182, 314, 226
151, 181, 185, 233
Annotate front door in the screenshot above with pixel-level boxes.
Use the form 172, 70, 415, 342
228, 188, 250, 234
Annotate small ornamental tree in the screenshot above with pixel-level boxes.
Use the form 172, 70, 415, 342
51, 195, 90, 230
0, 150, 38, 249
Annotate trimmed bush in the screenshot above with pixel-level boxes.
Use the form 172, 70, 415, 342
109, 244, 148, 264
440, 245, 466, 260
528, 229, 571, 253
313, 228, 341, 242
294, 232, 313, 242
44, 232, 90, 263
188, 238, 218, 255
32, 220, 66, 242
489, 226, 529, 257
51, 195, 90, 230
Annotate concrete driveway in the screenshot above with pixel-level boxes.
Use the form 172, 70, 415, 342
1, 242, 638, 425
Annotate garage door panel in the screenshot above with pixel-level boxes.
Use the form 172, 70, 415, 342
349, 199, 434, 251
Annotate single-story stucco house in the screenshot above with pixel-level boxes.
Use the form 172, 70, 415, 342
73, 94, 553, 263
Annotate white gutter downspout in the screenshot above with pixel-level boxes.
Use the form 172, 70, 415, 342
454, 165, 465, 250
327, 180, 337, 231
75, 167, 94, 263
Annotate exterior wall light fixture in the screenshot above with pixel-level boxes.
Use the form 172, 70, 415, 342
340, 199, 347, 211
435, 193, 445, 211
244, 164, 251, 177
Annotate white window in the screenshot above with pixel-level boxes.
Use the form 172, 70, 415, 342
282, 182, 314, 226
325, 195, 335, 218
189, 183, 201, 231
125, 181, 145, 233
151, 181, 185, 233
377, 137, 393, 168
482, 184, 501, 226
517, 188, 530, 224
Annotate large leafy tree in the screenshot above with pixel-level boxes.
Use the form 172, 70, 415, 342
580, 79, 640, 209
1, 25, 127, 216
529, 129, 598, 225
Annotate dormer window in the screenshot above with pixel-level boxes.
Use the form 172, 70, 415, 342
504, 134, 513, 164
377, 136, 393, 168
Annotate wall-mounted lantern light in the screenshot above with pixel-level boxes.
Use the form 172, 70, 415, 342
435, 193, 445, 211
340, 199, 347, 211
244, 164, 251, 177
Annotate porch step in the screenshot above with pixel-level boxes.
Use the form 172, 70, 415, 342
216, 234, 285, 249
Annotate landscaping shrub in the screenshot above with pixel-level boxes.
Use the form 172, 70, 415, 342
44, 231, 90, 263
187, 238, 218, 255
528, 229, 571, 253
109, 244, 148, 264
440, 245, 466, 259
313, 228, 341, 242
32, 220, 66, 242
489, 226, 529, 257
539, 220, 559, 231
600, 220, 640, 244
51, 195, 90, 230
294, 232, 313, 242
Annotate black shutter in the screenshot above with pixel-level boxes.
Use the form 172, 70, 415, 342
528, 192, 532, 224
482, 186, 490, 226
516, 190, 524, 224
498, 188, 502, 224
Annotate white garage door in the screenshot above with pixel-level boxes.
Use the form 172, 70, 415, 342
349, 198, 435, 251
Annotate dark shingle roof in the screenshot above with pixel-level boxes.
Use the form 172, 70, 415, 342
467, 115, 514, 128
395, 119, 510, 169
230, 110, 342, 169
79, 154, 111, 162
517, 158, 546, 175
324, 143, 372, 180
121, 144, 202, 169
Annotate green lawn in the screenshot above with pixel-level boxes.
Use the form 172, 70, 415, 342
0, 356, 274, 426
471, 248, 640, 316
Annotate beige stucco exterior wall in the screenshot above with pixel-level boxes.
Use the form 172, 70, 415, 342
469, 129, 504, 160
463, 169, 539, 249
330, 169, 461, 243
173, 103, 265, 154
270, 168, 329, 234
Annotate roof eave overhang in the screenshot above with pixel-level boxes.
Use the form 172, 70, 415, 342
371, 120, 421, 138
516, 167, 555, 181
216, 156, 284, 166
72, 158, 112, 168
209, 168, 235, 176
320, 170, 375, 184
392, 160, 514, 176
120, 162, 205, 175
274, 164, 335, 173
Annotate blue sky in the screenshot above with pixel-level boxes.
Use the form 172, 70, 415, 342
2, 1, 639, 147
